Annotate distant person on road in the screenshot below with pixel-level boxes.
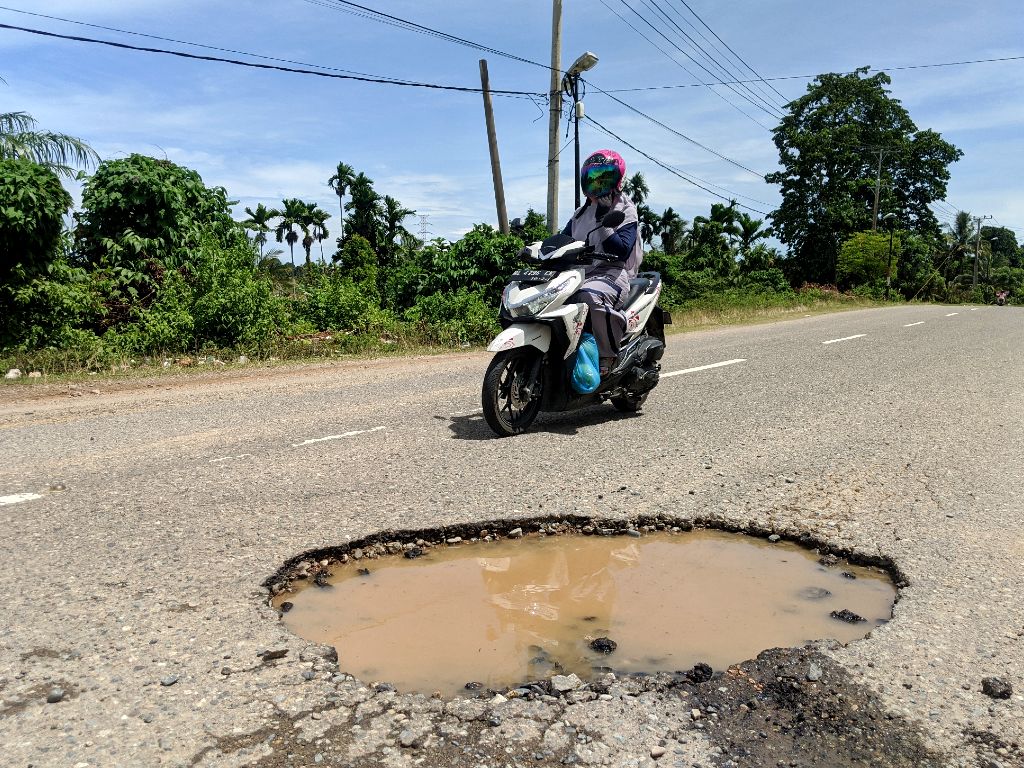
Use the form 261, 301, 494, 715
562, 149, 643, 377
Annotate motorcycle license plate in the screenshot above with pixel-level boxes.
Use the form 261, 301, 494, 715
511, 269, 558, 283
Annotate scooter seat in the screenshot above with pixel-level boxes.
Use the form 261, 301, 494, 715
624, 277, 651, 308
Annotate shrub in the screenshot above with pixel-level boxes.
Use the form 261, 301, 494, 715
299, 264, 381, 334
404, 288, 499, 345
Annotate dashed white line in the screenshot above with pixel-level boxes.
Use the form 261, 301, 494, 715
970, 308, 978, 311
903, 322, 925, 327
946, 312, 959, 317
209, 454, 254, 464
291, 426, 386, 447
821, 334, 866, 345
662, 359, 746, 378
0, 493, 43, 506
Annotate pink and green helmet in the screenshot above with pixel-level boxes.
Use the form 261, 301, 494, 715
580, 149, 626, 199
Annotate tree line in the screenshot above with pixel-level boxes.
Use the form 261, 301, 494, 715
2, 67, 1021, 371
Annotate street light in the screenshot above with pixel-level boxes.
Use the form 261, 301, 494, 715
881, 213, 897, 301
563, 51, 599, 209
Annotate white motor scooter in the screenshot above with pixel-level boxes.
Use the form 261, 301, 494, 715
481, 211, 670, 437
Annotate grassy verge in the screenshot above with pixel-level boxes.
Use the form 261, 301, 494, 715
1, 289, 885, 386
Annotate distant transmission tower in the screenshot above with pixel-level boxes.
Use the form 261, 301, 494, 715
418, 214, 433, 241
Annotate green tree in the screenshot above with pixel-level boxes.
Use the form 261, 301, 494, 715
0, 111, 99, 179
241, 203, 274, 258
327, 162, 356, 239
942, 211, 974, 282
272, 198, 309, 271
381, 195, 414, 268
344, 172, 383, 251
658, 207, 687, 255
622, 172, 649, 206
75, 154, 237, 276
766, 68, 961, 285
837, 230, 900, 289
736, 212, 771, 255
637, 204, 660, 248
309, 205, 331, 262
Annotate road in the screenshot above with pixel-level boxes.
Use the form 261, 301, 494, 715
1, 304, 1022, 767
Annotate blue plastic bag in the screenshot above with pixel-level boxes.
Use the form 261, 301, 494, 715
571, 333, 601, 394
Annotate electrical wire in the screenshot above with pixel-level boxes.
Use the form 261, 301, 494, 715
0, 22, 545, 97
638, 0, 785, 118
585, 115, 770, 215
603, 0, 775, 130
670, 0, 789, 104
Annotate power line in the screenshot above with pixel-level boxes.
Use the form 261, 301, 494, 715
602, 54, 1024, 93
298, 0, 551, 71
0, 22, 545, 97
584, 82, 767, 179
638, 0, 785, 118
603, 0, 775, 130
671, 0, 789, 104
585, 115, 769, 215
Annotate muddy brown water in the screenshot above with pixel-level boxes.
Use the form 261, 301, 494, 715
276, 531, 896, 695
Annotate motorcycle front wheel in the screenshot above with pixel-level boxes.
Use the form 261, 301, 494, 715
481, 349, 543, 437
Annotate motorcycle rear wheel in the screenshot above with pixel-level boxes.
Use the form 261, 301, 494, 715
610, 392, 648, 412
481, 349, 543, 437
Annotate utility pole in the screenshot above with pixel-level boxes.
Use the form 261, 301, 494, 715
545, 0, 563, 233
973, 215, 993, 288
871, 148, 886, 231
478, 59, 509, 234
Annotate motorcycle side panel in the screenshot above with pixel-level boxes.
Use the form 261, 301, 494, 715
622, 283, 663, 340
537, 303, 588, 358
486, 324, 552, 353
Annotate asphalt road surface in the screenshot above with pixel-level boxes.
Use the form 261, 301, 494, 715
1, 304, 1022, 768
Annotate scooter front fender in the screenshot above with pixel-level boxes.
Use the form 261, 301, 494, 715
486, 324, 551, 353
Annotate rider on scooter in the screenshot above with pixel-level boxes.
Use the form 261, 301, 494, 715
562, 150, 643, 377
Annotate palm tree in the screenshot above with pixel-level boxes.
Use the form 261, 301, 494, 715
658, 207, 688, 255
272, 198, 309, 271
622, 172, 649, 206
0, 111, 99, 178
308, 205, 331, 263
637, 204, 660, 249
944, 210, 974, 280
328, 162, 356, 239
381, 195, 414, 267
241, 203, 274, 258
345, 172, 383, 250
736, 212, 771, 255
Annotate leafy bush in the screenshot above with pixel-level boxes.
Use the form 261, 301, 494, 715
837, 231, 899, 289
299, 264, 381, 333
404, 288, 499, 345
0, 158, 73, 281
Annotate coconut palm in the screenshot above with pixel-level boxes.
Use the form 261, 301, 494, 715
328, 162, 356, 238
381, 195, 414, 266
622, 172, 649, 206
241, 203, 274, 258
658, 207, 688, 255
637, 204, 660, 249
943, 210, 974, 280
0, 111, 99, 178
308, 205, 331, 262
735, 212, 771, 255
272, 198, 309, 271
345, 172, 383, 250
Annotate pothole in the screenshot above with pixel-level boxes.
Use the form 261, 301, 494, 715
268, 521, 896, 697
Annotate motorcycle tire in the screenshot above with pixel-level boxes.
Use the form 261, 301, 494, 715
611, 392, 648, 413
481, 348, 543, 437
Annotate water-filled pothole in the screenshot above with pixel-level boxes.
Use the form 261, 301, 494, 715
272, 528, 895, 696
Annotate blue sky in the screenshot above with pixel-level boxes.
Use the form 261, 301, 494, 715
2, 0, 1022, 246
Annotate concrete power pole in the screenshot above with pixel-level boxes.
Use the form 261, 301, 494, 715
871, 148, 885, 231
973, 215, 993, 288
479, 59, 509, 234
545, 0, 563, 233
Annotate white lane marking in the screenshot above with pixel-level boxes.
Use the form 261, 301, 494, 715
970, 308, 978, 311
0, 493, 43, 506
209, 454, 254, 464
946, 312, 959, 317
292, 426, 386, 447
903, 322, 925, 327
821, 334, 866, 345
662, 359, 746, 378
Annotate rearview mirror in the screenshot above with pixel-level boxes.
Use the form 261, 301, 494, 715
601, 210, 626, 228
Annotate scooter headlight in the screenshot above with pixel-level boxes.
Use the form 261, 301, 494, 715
506, 278, 572, 318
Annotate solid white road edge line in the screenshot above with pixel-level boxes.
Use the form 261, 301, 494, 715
946, 312, 959, 316
904, 322, 925, 327
821, 334, 867, 345
292, 426, 386, 447
662, 359, 746, 379
0, 493, 44, 506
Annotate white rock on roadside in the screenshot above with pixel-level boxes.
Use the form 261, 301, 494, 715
5, 369, 21, 380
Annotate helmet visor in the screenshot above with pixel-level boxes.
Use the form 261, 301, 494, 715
580, 163, 620, 199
